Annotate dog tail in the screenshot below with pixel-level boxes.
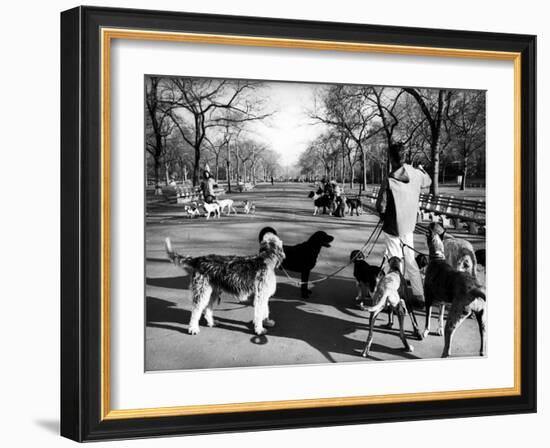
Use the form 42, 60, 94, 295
165, 237, 192, 268
362, 293, 388, 313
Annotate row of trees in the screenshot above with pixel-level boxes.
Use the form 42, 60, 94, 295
145, 77, 281, 191
302, 85, 486, 194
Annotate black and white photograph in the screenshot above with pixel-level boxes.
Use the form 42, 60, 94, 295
145, 75, 487, 371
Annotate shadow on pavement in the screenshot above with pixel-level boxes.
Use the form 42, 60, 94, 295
147, 275, 190, 290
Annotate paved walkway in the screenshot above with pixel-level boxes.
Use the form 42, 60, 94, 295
145, 182, 486, 371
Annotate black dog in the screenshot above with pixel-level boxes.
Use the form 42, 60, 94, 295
345, 198, 363, 216
308, 189, 333, 215
350, 250, 383, 309
259, 227, 334, 298
333, 196, 346, 218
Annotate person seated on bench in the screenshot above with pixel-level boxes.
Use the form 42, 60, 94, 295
376, 143, 431, 306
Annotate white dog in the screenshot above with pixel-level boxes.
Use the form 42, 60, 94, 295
184, 204, 200, 218
217, 198, 237, 215
243, 200, 256, 214
202, 202, 220, 220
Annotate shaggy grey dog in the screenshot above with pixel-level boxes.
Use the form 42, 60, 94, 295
430, 222, 478, 278
165, 232, 285, 336
426, 222, 479, 337
424, 228, 486, 357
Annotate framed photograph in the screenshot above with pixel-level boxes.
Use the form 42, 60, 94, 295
61, 6, 536, 442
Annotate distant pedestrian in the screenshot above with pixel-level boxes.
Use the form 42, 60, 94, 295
271, 176, 274, 185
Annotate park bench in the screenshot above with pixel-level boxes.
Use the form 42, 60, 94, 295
418, 194, 485, 234
236, 182, 254, 192
359, 187, 485, 235
162, 184, 225, 204
237, 182, 254, 192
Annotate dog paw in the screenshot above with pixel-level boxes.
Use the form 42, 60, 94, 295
206, 320, 218, 328
188, 326, 200, 335
405, 344, 414, 353
436, 327, 444, 336
254, 327, 267, 336
422, 329, 430, 339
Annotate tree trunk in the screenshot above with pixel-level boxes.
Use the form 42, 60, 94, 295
460, 162, 468, 191
341, 147, 345, 184
430, 135, 440, 196
192, 146, 201, 186
164, 162, 170, 184
226, 159, 232, 193
347, 154, 354, 190
215, 154, 220, 183
226, 144, 232, 191
362, 150, 367, 190
154, 157, 162, 195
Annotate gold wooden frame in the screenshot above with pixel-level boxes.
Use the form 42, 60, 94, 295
100, 28, 522, 421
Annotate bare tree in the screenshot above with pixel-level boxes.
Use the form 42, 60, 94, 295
162, 78, 271, 186
364, 87, 404, 150
145, 77, 173, 194
402, 88, 453, 196
310, 85, 385, 189
446, 91, 486, 190
204, 131, 228, 182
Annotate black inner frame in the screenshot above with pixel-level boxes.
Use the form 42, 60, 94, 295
60, 6, 536, 442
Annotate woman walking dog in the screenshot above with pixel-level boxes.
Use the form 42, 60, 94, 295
200, 164, 218, 204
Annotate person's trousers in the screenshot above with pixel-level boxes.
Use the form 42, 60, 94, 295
382, 231, 424, 298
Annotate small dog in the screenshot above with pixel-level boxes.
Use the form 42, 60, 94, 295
361, 256, 414, 357
165, 232, 285, 336
202, 202, 220, 220
423, 228, 486, 357
350, 250, 384, 309
217, 198, 237, 215
184, 203, 200, 218
308, 190, 333, 215
258, 227, 334, 299
242, 200, 256, 214
345, 198, 363, 216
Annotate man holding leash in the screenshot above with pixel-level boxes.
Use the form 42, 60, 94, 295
376, 142, 431, 305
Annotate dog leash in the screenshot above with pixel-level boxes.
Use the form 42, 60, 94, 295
279, 218, 384, 286
399, 239, 428, 258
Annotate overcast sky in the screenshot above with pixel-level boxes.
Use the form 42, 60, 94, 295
248, 81, 326, 167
